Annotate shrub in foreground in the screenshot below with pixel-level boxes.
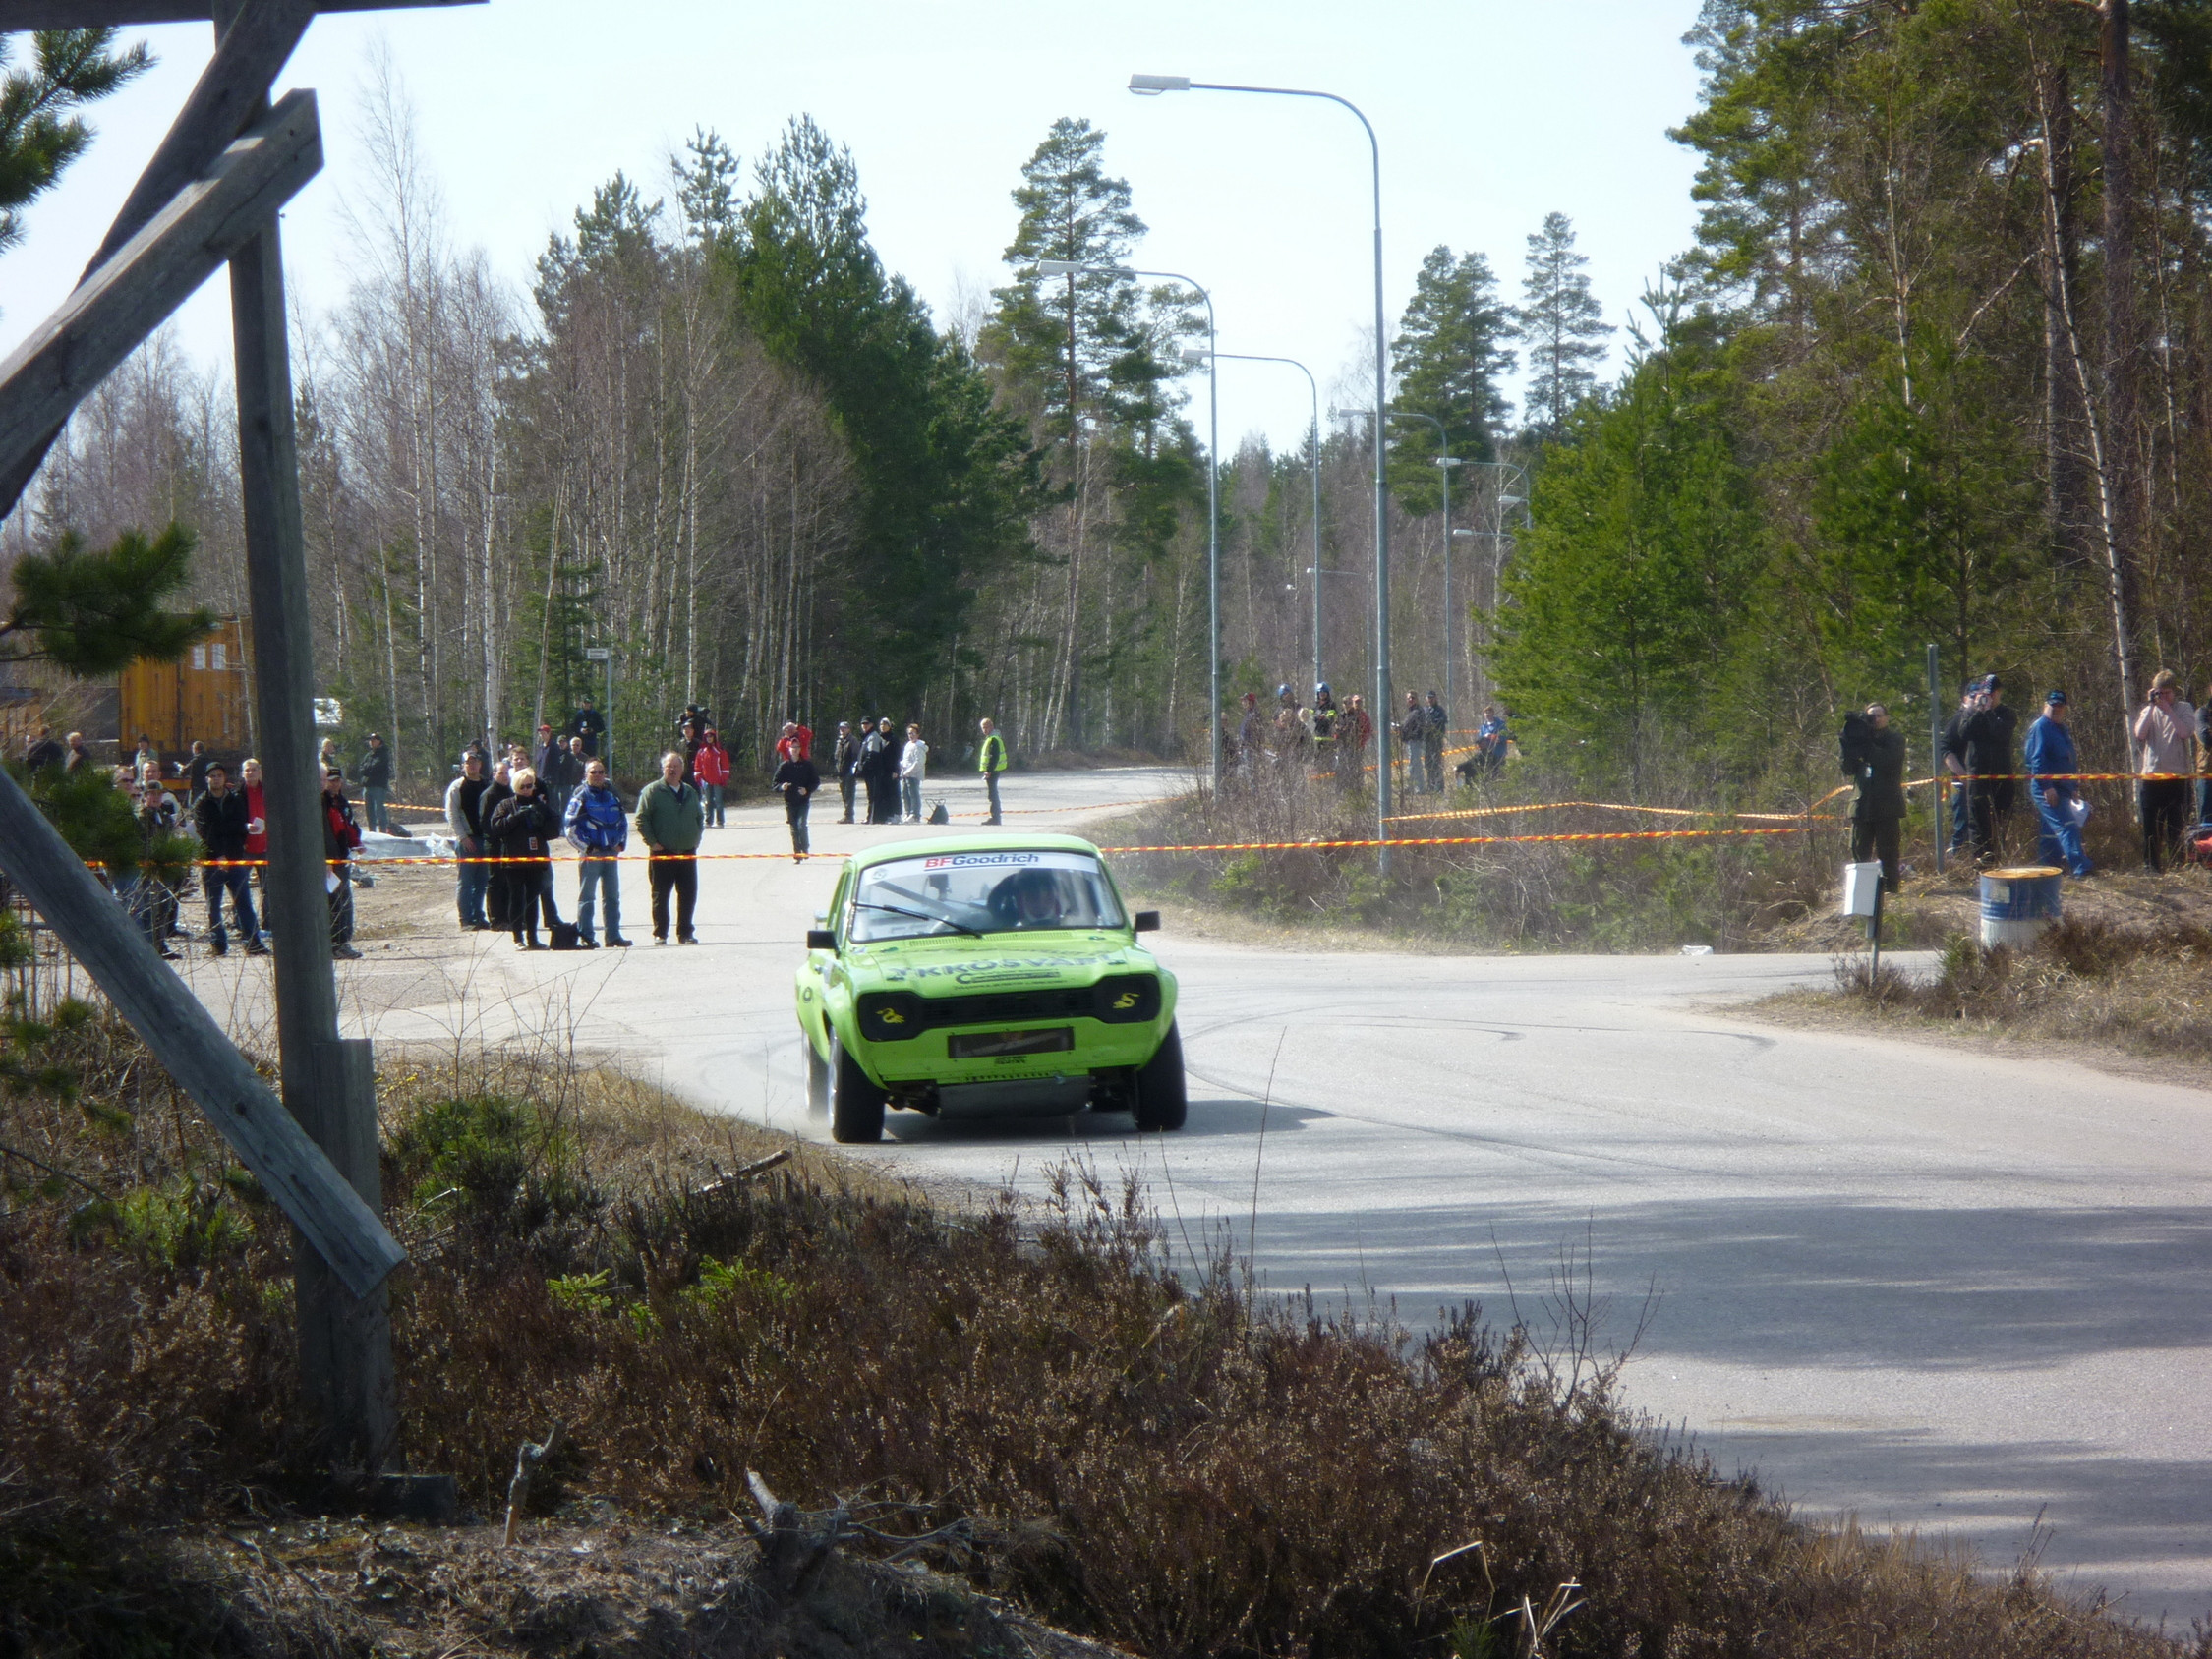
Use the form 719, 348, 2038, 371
1, 1010, 2204, 1657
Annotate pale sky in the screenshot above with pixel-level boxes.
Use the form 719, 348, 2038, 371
1, 0, 1711, 454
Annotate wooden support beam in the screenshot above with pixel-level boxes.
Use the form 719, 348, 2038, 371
0, 1, 320, 517
85, 0, 317, 277
0, 0, 479, 24
231, 191, 398, 1466
0, 88, 320, 488
0, 769, 406, 1298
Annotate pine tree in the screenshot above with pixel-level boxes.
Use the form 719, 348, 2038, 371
1516, 211, 1613, 436
1389, 245, 1515, 509
987, 118, 1154, 444
0, 28, 150, 264
1, 523, 214, 676
729, 116, 1038, 712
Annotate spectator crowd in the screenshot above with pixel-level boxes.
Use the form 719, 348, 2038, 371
1840, 668, 2212, 891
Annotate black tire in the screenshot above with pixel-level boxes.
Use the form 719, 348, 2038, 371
805, 1030, 830, 1116
1132, 1021, 1188, 1131
828, 1033, 886, 1144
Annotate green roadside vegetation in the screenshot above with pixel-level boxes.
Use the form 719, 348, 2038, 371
3, 944, 2203, 1657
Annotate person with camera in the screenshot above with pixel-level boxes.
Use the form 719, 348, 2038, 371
1843, 703, 1908, 893
2132, 668, 2197, 871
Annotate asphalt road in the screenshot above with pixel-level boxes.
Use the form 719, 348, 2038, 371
298, 765, 2210, 1620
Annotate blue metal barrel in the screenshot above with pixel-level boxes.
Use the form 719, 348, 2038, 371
1980, 866, 2063, 947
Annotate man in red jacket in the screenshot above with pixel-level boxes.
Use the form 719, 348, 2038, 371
695, 727, 732, 829
321, 767, 365, 960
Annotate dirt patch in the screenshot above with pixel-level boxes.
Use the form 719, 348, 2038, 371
141, 1514, 1133, 1659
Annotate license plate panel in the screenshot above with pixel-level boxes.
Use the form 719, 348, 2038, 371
949, 1027, 1075, 1059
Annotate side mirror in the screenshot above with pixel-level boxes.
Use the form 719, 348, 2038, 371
806, 929, 837, 951
1132, 911, 1161, 934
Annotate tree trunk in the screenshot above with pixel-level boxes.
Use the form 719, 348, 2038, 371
2102, 0, 2144, 751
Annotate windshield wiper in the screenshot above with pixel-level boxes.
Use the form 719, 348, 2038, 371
855, 900, 981, 939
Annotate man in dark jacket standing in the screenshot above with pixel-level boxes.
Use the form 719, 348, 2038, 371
536, 724, 570, 797
773, 748, 821, 862
1847, 704, 1909, 893
861, 717, 899, 824
358, 732, 393, 832
193, 761, 267, 956
833, 720, 859, 823
1961, 674, 2018, 864
571, 695, 605, 758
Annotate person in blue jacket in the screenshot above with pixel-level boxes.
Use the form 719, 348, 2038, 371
563, 756, 632, 947
2023, 689, 2093, 878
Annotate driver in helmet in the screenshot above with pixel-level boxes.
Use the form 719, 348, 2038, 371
991, 866, 1068, 928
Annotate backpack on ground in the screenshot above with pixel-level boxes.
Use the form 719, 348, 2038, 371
549, 920, 583, 951
927, 799, 950, 825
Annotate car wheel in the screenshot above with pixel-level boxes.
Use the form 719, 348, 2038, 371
805, 1030, 830, 1116
1132, 1021, 1187, 1131
829, 1033, 886, 1144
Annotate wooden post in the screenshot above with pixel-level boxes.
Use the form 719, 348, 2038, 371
0, 769, 403, 1295
231, 200, 395, 1470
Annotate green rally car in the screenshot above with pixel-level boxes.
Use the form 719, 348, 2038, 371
793, 833, 1186, 1143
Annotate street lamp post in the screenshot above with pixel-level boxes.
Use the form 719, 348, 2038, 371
1186, 348, 1324, 696
1039, 257, 1220, 789
1382, 409, 1462, 715
1132, 72, 1394, 867
1456, 462, 1528, 707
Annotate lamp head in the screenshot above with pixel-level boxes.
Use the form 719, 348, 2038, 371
1034, 258, 1085, 276
1130, 73, 1192, 95
1499, 494, 1527, 507
1180, 347, 1209, 366
1435, 456, 1464, 469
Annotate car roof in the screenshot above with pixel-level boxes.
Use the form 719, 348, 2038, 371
844, 831, 1104, 872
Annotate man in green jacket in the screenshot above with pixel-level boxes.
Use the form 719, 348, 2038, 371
978, 716, 1008, 825
635, 750, 706, 944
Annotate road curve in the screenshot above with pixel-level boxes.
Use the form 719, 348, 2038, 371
337, 765, 2212, 1621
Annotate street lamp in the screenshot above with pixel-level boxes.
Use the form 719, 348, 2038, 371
1036, 257, 1220, 789
1133, 72, 1395, 867
1185, 347, 1324, 698
1380, 409, 1462, 715
1452, 474, 1528, 707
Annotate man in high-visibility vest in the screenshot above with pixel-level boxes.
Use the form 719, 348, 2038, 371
978, 717, 1009, 825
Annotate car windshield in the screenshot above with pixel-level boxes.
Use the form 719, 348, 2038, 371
849, 849, 1126, 942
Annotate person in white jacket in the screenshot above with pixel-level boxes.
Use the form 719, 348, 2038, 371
898, 724, 929, 823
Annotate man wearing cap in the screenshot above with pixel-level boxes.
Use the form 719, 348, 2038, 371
833, 720, 860, 823
358, 731, 393, 832
536, 722, 571, 793
1958, 674, 2017, 864
2023, 691, 2093, 879
2132, 668, 2197, 871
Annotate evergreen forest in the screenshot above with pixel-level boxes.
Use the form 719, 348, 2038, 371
8, 0, 2212, 804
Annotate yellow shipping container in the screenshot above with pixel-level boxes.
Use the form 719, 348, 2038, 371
118, 616, 253, 762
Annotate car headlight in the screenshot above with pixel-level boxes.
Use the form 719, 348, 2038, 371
856, 991, 924, 1042
1093, 974, 1161, 1024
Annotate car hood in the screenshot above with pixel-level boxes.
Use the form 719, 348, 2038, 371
848, 933, 1147, 993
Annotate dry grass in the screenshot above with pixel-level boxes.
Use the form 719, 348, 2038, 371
1820, 914, 2212, 1067
4, 991, 2209, 1657
1110, 775, 1842, 953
